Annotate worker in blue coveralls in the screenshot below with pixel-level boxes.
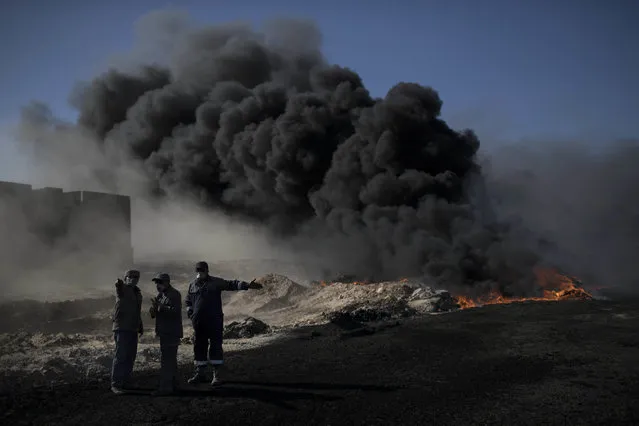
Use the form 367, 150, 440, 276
185, 261, 262, 386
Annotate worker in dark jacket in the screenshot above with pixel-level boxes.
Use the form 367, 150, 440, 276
185, 261, 262, 386
149, 273, 183, 396
111, 269, 143, 394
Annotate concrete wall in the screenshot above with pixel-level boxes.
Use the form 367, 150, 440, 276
0, 182, 34, 274
30, 187, 71, 246
0, 181, 134, 278
0, 181, 32, 223
0, 181, 32, 198
66, 190, 134, 267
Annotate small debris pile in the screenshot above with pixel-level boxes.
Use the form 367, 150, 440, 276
407, 288, 459, 312
304, 280, 461, 327
223, 317, 271, 339
557, 287, 594, 300
180, 317, 272, 344
324, 299, 416, 326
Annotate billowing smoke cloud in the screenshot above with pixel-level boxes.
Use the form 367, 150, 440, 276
482, 140, 639, 292
0, 122, 31, 185
0, 106, 150, 302
15, 101, 151, 195
16, 11, 563, 296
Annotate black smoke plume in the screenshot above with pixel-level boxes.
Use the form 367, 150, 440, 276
482, 140, 639, 294
18, 12, 545, 296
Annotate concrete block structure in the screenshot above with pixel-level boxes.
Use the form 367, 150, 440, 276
0, 180, 133, 281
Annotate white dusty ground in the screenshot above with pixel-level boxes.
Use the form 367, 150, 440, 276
0, 331, 286, 393
0, 272, 456, 393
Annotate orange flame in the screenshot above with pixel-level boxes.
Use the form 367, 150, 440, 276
453, 268, 593, 309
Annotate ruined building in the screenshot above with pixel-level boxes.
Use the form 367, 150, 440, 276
0, 180, 133, 282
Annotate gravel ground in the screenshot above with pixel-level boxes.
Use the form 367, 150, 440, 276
1, 299, 638, 425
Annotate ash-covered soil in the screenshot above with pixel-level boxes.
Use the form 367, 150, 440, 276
1, 271, 638, 425
0, 273, 451, 394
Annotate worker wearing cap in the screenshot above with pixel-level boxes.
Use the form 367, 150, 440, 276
184, 261, 262, 386
149, 273, 183, 396
111, 269, 143, 394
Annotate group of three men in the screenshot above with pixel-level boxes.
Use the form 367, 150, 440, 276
110, 261, 262, 396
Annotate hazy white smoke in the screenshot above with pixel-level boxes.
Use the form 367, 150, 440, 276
0, 121, 31, 184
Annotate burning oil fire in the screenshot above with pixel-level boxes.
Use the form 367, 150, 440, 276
454, 268, 593, 309
313, 270, 592, 311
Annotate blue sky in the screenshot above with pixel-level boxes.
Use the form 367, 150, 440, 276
1, 0, 637, 146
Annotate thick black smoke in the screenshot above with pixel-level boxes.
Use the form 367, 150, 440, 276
482, 140, 639, 292
19, 13, 544, 295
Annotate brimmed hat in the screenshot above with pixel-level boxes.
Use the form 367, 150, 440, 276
124, 270, 140, 279
151, 273, 170, 284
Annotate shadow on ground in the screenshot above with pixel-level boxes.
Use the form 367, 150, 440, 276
2, 299, 639, 425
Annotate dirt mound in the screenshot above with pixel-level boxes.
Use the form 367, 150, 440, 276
324, 300, 416, 328
299, 280, 458, 319
254, 274, 309, 299
178, 317, 273, 344
223, 317, 271, 339
223, 274, 311, 323
223, 274, 460, 327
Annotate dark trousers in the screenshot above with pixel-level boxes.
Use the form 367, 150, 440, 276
158, 335, 180, 391
111, 330, 138, 387
193, 316, 224, 371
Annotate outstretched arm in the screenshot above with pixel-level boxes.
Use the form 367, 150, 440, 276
222, 278, 262, 291
222, 278, 249, 291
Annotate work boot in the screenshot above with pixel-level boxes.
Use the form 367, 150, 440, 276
210, 366, 223, 387
187, 372, 208, 384
111, 386, 126, 395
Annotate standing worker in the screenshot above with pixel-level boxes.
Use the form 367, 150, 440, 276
111, 269, 144, 394
149, 273, 183, 396
184, 261, 262, 386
